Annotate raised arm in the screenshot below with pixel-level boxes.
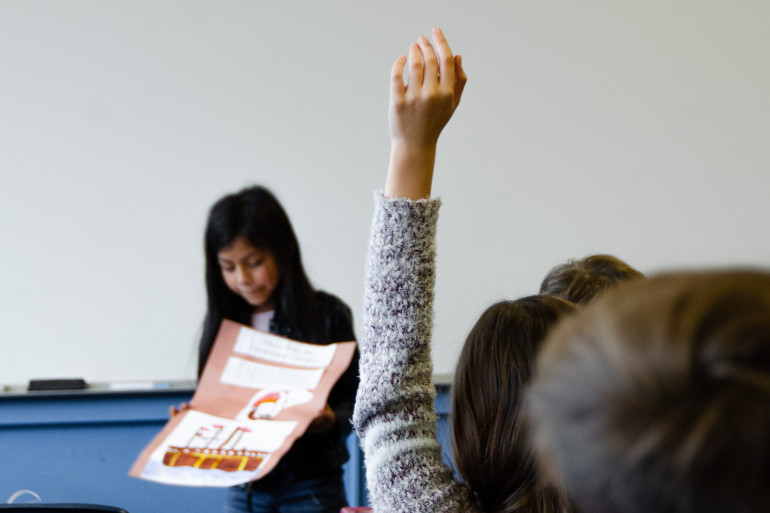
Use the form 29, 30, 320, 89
353, 28, 472, 513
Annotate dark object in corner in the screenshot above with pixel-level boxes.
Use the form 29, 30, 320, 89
28, 378, 88, 391
0, 504, 127, 512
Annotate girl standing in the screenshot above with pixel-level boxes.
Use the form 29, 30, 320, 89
200, 185, 359, 513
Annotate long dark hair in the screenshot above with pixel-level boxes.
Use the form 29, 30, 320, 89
198, 185, 320, 376
452, 295, 578, 513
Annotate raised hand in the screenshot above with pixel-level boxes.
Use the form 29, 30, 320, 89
385, 27, 467, 200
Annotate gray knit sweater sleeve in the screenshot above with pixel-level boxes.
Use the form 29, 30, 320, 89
353, 192, 475, 513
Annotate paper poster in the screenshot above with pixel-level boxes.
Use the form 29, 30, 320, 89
129, 319, 356, 487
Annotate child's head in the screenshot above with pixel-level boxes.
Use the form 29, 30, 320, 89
205, 186, 302, 310
216, 236, 280, 313
199, 185, 316, 374
539, 254, 643, 305
452, 295, 578, 513
527, 271, 770, 513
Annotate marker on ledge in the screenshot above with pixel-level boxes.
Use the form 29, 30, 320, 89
108, 381, 172, 391
27, 378, 88, 391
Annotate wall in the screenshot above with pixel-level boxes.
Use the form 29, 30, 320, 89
1, 0, 769, 386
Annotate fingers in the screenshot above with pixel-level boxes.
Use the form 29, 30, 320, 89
430, 27, 455, 91
387, 26, 465, 156
417, 35, 439, 89
407, 42, 424, 96
390, 54, 407, 104
403, 28, 453, 95
408, 27, 463, 105
454, 55, 468, 107
169, 402, 188, 417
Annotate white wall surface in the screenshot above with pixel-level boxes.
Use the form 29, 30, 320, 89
1, 0, 769, 386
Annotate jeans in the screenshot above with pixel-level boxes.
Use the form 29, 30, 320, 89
226, 469, 347, 513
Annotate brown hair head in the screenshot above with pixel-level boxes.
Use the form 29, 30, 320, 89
539, 254, 643, 305
528, 271, 770, 513
452, 295, 578, 513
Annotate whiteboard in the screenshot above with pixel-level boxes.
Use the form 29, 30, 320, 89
1, 0, 769, 386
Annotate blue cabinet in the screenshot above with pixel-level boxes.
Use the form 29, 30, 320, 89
0, 385, 366, 513
0, 383, 452, 513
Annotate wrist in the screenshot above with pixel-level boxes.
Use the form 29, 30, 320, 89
384, 142, 437, 200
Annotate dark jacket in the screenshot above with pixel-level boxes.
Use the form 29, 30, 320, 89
262, 290, 359, 480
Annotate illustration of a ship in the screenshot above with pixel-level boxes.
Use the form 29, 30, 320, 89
163, 425, 268, 472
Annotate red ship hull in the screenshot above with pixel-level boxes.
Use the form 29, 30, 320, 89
163, 446, 267, 472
